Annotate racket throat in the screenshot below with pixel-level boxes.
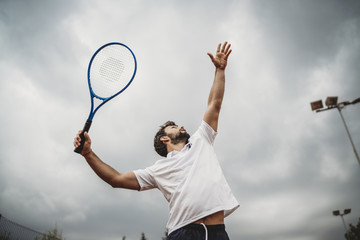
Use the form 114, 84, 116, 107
88, 97, 106, 120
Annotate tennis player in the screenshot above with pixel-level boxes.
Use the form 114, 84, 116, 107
74, 42, 239, 240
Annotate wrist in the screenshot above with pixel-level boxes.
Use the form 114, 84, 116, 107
82, 150, 93, 157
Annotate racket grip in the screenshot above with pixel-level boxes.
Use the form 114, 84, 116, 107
74, 120, 92, 154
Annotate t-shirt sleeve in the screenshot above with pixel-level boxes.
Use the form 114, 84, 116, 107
133, 167, 157, 191
197, 120, 218, 144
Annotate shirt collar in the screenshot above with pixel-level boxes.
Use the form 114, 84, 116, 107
167, 142, 192, 158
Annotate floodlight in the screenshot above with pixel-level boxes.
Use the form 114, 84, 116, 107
310, 100, 323, 111
344, 209, 351, 214
325, 96, 338, 107
310, 96, 360, 165
332, 209, 351, 232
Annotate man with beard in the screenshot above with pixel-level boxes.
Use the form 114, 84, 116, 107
74, 42, 239, 240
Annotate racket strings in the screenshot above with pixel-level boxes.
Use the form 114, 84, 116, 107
99, 57, 125, 82
90, 44, 135, 99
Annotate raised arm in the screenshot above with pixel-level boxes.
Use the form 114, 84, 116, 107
203, 42, 232, 132
74, 131, 140, 190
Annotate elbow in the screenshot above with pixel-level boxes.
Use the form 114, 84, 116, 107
109, 182, 119, 188
108, 174, 123, 188
108, 179, 118, 188
109, 179, 125, 189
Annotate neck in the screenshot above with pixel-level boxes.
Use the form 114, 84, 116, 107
167, 142, 186, 154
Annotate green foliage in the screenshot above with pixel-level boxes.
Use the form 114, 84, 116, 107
345, 217, 360, 240
34, 224, 65, 240
140, 232, 147, 240
0, 232, 11, 240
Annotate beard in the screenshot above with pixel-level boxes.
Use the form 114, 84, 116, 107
169, 131, 190, 145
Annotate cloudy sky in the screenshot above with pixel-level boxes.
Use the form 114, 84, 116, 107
1, 0, 360, 239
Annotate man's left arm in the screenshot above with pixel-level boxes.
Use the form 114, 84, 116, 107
203, 42, 232, 132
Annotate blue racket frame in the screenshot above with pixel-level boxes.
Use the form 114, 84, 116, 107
75, 42, 137, 154
87, 42, 137, 121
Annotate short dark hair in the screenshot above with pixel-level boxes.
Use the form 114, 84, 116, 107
154, 121, 177, 157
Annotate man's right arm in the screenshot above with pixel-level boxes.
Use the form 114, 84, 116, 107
203, 42, 232, 132
74, 131, 140, 190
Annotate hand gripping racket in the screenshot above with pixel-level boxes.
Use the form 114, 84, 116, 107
74, 42, 137, 153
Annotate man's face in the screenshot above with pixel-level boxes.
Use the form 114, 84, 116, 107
164, 125, 190, 145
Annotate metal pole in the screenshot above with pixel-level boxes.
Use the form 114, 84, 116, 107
340, 215, 348, 232
337, 106, 360, 165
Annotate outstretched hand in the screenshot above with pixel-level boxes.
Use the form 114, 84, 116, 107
207, 42, 232, 70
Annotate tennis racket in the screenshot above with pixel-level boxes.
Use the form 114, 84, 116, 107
74, 42, 137, 153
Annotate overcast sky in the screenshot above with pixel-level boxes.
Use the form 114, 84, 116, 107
0, 0, 360, 239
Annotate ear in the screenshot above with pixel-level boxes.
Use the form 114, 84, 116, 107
160, 136, 170, 144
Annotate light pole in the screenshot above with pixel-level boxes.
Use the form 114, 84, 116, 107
310, 96, 360, 166
333, 209, 351, 232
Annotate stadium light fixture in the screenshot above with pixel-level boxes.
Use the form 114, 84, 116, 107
325, 96, 338, 107
332, 209, 351, 232
310, 96, 360, 166
310, 100, 323, 111
332, 210, 340, 216
344, 209, 351, 215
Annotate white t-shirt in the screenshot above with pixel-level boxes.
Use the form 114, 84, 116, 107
133, 121, 239, 234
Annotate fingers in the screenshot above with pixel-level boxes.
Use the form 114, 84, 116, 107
84, 131, 90, 142
221, 42, 227, 52
225, 43, 231, 53
73, 131, 91, 148
221, 42, 231, 53
216, 41, 231, 54
221, 42, 231, 60
207, 53, 215, 62
208, 42, 232, 69
225, 49, 232, 60
73, 131, 81, 147
216, 43, 221, 53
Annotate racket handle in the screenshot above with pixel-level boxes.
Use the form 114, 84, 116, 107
74, 120, 92, 154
